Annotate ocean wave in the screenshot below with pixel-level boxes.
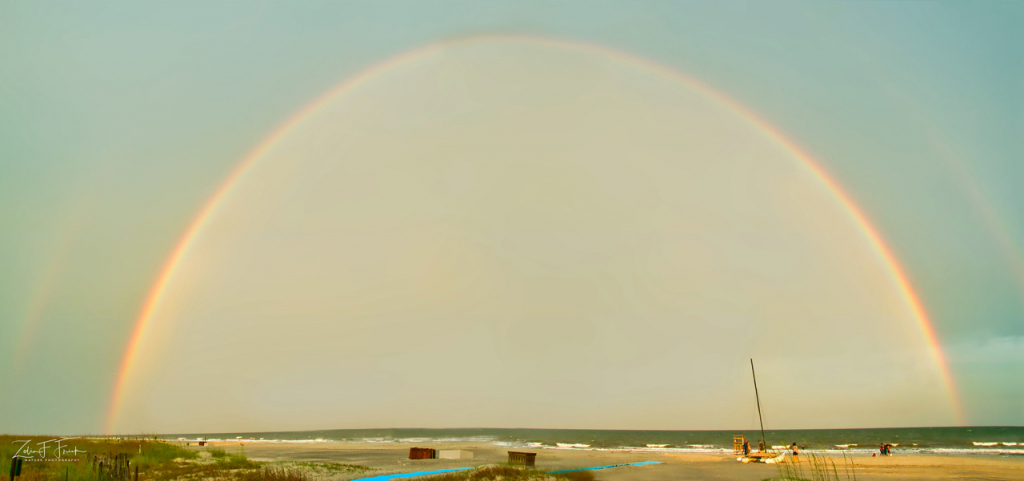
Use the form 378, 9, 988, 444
586, 446, 733, 455
933, 448, 1024, 455
174, 438, 335, 444
163, 435, 1024, 456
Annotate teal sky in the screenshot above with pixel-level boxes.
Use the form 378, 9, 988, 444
1, 1, 1022, 434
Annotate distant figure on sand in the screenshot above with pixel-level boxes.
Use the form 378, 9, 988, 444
791, 443, 799, 459
758, 440, 765, 452
743, 440, 750, 455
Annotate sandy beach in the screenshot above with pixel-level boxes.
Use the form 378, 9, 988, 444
198, 441, 1024, 480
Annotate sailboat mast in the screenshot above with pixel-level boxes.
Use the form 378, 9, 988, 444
750, 358, 766, 448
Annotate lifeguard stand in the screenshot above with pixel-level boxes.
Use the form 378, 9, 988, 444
733, 435, 746, 455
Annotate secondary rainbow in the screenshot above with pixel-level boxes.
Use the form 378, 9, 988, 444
105, 34, 964, 433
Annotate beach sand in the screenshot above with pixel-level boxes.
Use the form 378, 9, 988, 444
199, 441, 1024, 480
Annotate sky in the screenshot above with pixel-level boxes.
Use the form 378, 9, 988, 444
1, 1, 1022, 435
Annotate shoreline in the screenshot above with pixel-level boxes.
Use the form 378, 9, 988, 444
191, 440, 1024, 480
172, 438, 1024, 458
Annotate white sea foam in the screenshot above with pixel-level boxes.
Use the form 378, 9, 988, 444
934, 448, 1024, 455
431, 437, 494, 443
173, 438, 335, 444
588, 446, 733, 455
159, 434, 1024, 457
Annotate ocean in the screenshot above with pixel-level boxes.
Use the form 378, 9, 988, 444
158, 427, 1024, 456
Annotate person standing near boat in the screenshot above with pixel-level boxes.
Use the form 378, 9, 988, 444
790, 443, 799, 461
743, 440, 750, 456
758, 440, 765, 452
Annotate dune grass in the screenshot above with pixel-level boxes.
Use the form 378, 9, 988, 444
425, 465, 594, 481
288, 461, 373, 474
1, 435, 197, 481
765, 450, 857, 481
0, 436, 369, 481
234, 466, 309, 481
207, 447, 228, 458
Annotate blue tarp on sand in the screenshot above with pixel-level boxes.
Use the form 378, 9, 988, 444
354, 467, 471, 481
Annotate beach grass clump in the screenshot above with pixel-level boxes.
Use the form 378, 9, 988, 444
136, 441, 199, 469
234, 466, 309, 481
147, 449, 265, 480
208, 447, 228, 458
767, 450, 856, 481
290, 461, 373, 474
0, 436, 379, 481
218, 453, 260, 470
426, 465, 594, 481
0, 436, 196, 481
558, 472, 595, 481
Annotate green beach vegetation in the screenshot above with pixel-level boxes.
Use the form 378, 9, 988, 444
765, 450, 857, 481
0, 436, 370, 481
425, 465, 594, 481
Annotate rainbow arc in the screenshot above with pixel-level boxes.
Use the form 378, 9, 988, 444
104, 35, 963, 433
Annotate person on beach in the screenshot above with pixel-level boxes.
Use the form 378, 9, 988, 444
743, 440, 750, 455
758, 440, 765, 452
791, 442, 799, 460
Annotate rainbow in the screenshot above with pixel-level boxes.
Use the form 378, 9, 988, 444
104, 34, 964, 433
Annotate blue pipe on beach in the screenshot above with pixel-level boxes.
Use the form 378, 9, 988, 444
548, 460, 662, 473
354, 467, 471, 481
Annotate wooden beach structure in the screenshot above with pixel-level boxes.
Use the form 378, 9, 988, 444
507, 451, 537, 467
733, 434, 745, 455
90, 452, 138, 481
409, 447, 437, 459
